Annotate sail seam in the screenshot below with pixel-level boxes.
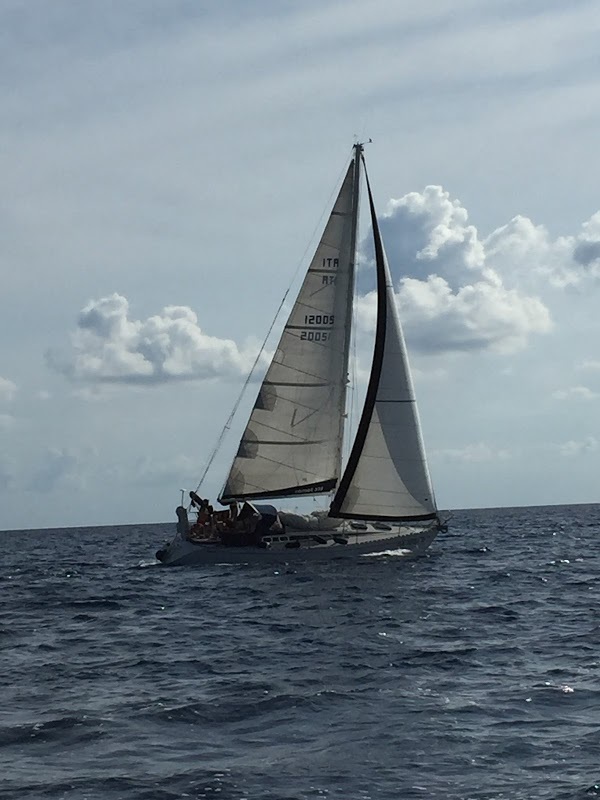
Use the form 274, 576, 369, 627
264, 381, 329, 387
286, 325, 336, 331
248, 439, 326, 446
309, 268, 340, 274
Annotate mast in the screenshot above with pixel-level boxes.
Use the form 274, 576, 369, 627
334, 142, 362, 479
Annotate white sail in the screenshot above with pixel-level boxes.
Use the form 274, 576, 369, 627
330, 166, 437, 521
221, 153, 361, 502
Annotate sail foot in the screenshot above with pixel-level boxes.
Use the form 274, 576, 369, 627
220, 477, 337, 504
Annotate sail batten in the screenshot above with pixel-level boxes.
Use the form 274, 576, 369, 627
265, 381, 329, 388
220, 150, 361, 503
250, 440, 327, 446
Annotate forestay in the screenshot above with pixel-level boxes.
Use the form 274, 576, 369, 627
221, 155, 360, 502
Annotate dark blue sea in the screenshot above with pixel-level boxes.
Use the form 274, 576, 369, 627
2, 504, 600, 800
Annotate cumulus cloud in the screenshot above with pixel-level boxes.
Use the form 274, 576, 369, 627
484, 215, 570, 288
377, 185, 487, 290
485, 210, 600, 289
46, 187, 600, 378
572, 213, 600, 272
358, 186, 552, 355
47, 294, 266, 385
552, 386, 598, 401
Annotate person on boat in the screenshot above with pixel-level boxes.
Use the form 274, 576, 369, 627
217, 502, 262, 546
197, 506, 210, 526
189, 491, 209, 512
213, 499, 239, 532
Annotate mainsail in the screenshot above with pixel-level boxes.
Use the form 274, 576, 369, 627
329, 162, 437, 522
220, 149, 361, 502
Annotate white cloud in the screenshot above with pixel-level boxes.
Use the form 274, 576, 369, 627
400, 276, 550, 355
378, 185, 488, 289
558, 437, 599, 457
47, 293, 267, 385
486, 210, 600, 290
572, 212, 600, 275
552, 386, 598, 401
484, 215, 571, 288
0, 377, 17, 405
357, 186, 552, 355
433, 442, 511, 463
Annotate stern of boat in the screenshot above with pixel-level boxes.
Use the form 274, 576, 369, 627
155, 505, 190, 563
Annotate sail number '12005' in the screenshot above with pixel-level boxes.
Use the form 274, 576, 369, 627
300, 314, 334, 342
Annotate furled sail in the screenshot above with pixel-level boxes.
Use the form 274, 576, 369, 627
220, 152, 361, 502
329, 162, 437, 521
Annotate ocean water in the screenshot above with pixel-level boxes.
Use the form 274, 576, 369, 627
1, 504, 599, 800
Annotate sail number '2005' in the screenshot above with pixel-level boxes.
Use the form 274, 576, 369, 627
300, 314, 334, 342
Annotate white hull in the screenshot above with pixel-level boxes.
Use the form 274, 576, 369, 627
156, 524, 438, 567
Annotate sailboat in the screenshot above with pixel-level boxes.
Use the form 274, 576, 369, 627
155, 143, 447, 566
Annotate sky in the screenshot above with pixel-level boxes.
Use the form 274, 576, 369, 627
1, 0, 600, 530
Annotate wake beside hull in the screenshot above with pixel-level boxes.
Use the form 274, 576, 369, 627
156, 525, 438, 567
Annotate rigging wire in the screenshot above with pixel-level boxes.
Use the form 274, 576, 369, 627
192, 151, 353, 501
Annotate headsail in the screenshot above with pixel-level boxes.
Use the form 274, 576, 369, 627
329, 160, 437, 522
220, 149, 361, 502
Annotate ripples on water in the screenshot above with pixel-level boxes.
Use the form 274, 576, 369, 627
1, 505, 599, 800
